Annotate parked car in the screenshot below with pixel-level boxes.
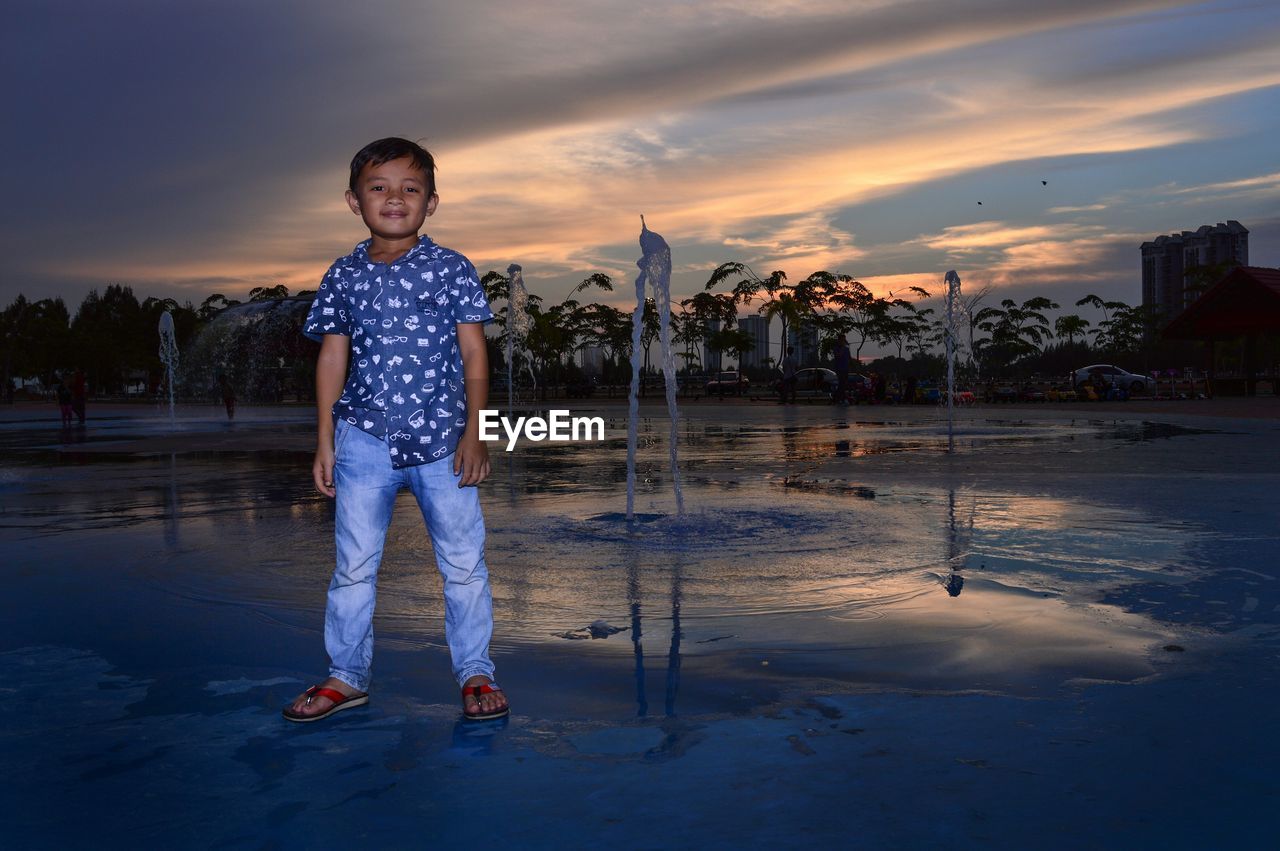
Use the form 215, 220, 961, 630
1072, 364, 1156, 394
773, 367, 833, 400
704, 371, 750, 396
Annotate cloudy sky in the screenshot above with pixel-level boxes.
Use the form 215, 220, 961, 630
4, 0, 1279, 319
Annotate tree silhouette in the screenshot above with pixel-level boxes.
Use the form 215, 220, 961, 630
1053, 314, 1090, 345
973, 296, 1059, 374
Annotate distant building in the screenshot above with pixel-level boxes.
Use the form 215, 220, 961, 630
738, 315, 769, 371
580, 345, 604, 376
1142, 221, 1248, 320
703, 319, 723, 372
788, 321, 820, 367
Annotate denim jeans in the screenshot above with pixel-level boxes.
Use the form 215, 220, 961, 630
326, 418, 495, 692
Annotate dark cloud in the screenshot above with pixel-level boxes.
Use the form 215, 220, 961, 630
0, 0, 1267, 311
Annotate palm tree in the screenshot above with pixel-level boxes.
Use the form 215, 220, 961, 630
679, 290, 738, 372
973, 296, 1059, 374
1054, 314, 1090, 345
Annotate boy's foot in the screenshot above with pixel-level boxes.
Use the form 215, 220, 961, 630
283, 677, 367, 722
461, 675, 509, 720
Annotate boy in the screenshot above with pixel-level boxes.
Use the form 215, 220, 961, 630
285, 137, 509, 723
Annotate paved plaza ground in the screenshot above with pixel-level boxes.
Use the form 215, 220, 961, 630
1, 396, 1277, 848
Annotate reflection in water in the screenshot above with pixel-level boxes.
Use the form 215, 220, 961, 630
0, 410, 1209, 698
449, 714, 509, 754
665, 563, 683, 717
626, 551, 685, 717
164, 452, 180, 549
942, 489, 971, 597
627, 556, 647, 717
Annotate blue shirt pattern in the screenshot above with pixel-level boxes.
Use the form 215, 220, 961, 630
303, 235, 493, 468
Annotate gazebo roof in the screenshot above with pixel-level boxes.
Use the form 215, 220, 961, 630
1163, 266, 1280, 339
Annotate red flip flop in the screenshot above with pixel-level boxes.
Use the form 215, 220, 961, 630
282, 685, 369, 723
461, 682, 510, 721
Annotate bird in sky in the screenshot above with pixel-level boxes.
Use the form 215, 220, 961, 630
977, 201, 983, 205
1042, 180, 1048, 186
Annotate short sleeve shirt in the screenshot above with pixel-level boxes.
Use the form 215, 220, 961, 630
303, 234, 493, 468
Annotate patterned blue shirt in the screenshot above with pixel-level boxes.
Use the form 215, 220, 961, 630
303, 234, 493, 468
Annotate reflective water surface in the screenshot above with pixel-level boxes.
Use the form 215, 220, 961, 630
2, 402, 1276, 847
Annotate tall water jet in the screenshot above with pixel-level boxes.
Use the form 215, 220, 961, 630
943, 270, 961, 453
182, 297, 316, 404
158, 310, 179, 426
626, 217, 684, 519
505, 263, 533, 412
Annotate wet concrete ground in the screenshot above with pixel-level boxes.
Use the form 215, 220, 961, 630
1, 400, 1277, 848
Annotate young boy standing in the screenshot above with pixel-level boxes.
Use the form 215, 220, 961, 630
285, 137, 509, 723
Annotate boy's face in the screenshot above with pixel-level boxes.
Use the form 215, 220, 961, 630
346, 155, 438, 241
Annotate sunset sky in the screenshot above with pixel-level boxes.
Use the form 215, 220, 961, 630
4, 0, 1279, 321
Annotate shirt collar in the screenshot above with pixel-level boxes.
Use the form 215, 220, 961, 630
353, 233, 435, 264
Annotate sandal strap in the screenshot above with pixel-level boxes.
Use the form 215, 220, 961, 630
305, 686, 351, 705
462, 683, 502, 698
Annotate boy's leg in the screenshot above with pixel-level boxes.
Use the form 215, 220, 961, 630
405, 458, 498, 695
324, 420, 401, 693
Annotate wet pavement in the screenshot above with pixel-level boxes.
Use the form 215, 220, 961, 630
1, 400, 1277, 848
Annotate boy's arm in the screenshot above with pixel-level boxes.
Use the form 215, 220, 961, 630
454, 322, 491, 487
313, 334, 350, 498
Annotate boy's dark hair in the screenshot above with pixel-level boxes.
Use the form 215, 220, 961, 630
349, 137, 437, 196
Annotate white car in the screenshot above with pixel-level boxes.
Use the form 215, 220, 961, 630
1073, 364, 1155, 393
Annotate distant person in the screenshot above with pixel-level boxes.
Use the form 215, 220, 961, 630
55, 377, 73, 427
217, 374, 236, 420
285, 137, 508, 724
1088, 368, 1110, 400
779, 346, 798, 404
905, 375, 917, 405
70, 368, 86, 424
833, 336, 851, 405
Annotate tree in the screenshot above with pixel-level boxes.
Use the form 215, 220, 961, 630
581, 302, 632, 382
198, 293, 242, 321
880, 295, 935, 360
2, 295, 32, 398
248, 284, 291, 301
680, 290, 738, 371
818, 274, 889, 361
718, 328, 755, 372
25, 298, 73, 383
1092, 302, 1155, 357
1054, 314, 1091, 345
70, 285, 148, 393
956, 285, 992, 376
702, 262, 794, 365
973, 296, 1059, 374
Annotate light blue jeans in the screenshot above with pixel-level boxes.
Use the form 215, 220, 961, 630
325, 418, 495, 692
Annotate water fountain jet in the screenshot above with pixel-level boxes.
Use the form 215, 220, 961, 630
158, 311, 179, 426
505, 264, 533, 412
626, 217, 684, 519
943, 270, 961, 453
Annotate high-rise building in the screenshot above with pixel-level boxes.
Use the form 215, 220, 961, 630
1142, 221, 1248, 320
703, 318, 723, 372
788, 321, 820, 367
580, 345, 604, 377
738, 315, 769, 371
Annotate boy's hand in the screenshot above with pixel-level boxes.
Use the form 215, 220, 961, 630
453, 434, 490, 487
313, 443, 336, 498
